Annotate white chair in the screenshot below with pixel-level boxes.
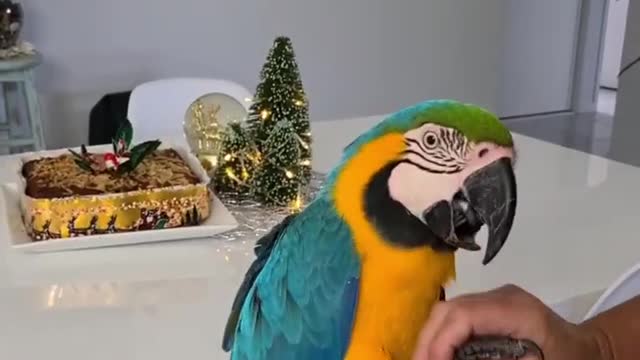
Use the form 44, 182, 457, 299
583, 261, 640, 320
127, 77, 253, 142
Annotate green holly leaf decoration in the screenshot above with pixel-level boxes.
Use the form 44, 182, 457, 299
112, 119, 133, 155
117, 139, 161, 174
153, 218, 168, 230
74, 159, 94, 173
129, 139, 161, 166
69, 148, 95, 172
69, 118, 161, 175
68, 148, 84, 160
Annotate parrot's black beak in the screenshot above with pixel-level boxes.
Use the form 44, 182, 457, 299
445, 158, 517, 265
465, 158, 517, 265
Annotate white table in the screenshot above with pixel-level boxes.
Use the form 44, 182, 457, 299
1, 115, 639, 359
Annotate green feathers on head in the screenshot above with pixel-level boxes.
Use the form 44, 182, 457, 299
343, 99, 512, 159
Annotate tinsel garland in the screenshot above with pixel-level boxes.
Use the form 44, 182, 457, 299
215, 171, 325, 242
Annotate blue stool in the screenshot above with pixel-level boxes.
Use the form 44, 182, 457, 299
0, 52, 45, 154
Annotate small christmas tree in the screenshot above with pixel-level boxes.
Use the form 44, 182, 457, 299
247, 36, 312, 190
215, 122, 258, 195
251, 120, 303, 207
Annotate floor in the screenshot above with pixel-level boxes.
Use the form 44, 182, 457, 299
505, 89, 616, 160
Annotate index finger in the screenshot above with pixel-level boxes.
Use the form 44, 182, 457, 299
412, 302, 452, 360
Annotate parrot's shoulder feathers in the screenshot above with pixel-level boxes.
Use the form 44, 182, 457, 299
255, 213, 298, 257
222, 213, 298, 352
225, 197, 361, 360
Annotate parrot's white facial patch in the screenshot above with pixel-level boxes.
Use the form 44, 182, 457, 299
387, 124, 472, 221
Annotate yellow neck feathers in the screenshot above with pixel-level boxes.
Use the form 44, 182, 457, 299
332, 133, 456, 360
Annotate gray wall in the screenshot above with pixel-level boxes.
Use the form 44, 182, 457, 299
609, 0, 640, 166
21, 0, 504, 149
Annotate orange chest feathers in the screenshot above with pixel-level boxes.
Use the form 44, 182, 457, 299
333, 134, 456, 360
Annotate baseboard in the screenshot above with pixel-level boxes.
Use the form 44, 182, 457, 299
500, 110, 574, 121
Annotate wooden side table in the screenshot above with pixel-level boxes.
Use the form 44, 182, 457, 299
0, 52, 45, 154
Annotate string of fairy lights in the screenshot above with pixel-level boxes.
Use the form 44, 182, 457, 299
216, 95, 312, 211
205, 36, 312, 210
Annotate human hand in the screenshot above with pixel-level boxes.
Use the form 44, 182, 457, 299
412, 284, 603, 360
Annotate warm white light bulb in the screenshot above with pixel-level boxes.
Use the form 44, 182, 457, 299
289, 193, 303, 212
226, 168, 241, 183
285, 170, 294, 179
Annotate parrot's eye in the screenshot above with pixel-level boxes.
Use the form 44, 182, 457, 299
402, 124, 468, 174
423, 132, 439, 149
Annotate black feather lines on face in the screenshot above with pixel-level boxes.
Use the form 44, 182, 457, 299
401, 127, 467, 175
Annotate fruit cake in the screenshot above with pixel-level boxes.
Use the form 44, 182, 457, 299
20, 147, 211, 241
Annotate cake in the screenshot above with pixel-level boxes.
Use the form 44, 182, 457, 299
19, 121, 212, 241
23, 149, 200, 198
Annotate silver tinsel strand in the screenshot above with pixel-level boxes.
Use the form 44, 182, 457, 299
215, 171, 326, 242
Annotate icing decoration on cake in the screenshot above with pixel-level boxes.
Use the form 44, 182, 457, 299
68, 119, 161, 174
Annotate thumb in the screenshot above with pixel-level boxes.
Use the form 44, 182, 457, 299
413, 285, 548, 360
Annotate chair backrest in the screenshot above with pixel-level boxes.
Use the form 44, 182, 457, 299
583, 261, 640, 320
127, 78, 253, 142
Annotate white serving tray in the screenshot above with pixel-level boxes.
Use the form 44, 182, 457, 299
0, 141, 238, 252
3, 140, 238, 252
1, 183, 238, 252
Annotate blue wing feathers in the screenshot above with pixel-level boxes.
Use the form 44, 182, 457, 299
228, 196, 361, 360
223, 214, 299, 352
282, 293, 304, 342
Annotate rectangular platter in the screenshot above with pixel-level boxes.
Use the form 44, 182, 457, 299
1, 142, 238, 252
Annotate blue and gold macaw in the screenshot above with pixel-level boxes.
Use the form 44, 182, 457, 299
222, 99, 542, 360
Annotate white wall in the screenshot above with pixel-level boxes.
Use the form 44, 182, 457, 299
609, 0, 640, 166
20, 0, 505, 149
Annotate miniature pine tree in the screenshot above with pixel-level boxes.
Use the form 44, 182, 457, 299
251, 120, 302, 206
215, 122, 258, 195
247, 36, 313, 187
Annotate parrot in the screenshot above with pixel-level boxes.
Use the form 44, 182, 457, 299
221, 99, 543, 360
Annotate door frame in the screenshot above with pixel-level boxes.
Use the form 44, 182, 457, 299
571, 0, 614, 113
500, 0, 608, 119
571, 0, 615, 112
